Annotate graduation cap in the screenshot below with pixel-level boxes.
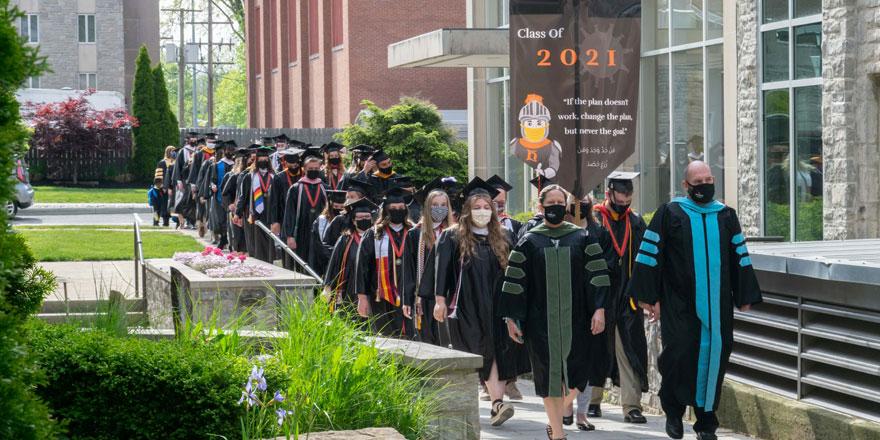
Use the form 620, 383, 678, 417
260, 136, 276, 146
346, 174, 373, 196
461, 176, 500, 201
529, 175, 555, 192
345, 197, 377, 214
204, 132, 218, 140
289, 139, 309, 148
220, 140, 237, 149
389, 175, 415, 189
235, 146, 252, 157
486, 175, 514, 193
607, 171, 639, 194
254, 145, 275, 156
382, 186, 409, 204
186, 131, 200, 137
273, 133, 290, 143
350, 144, 375, 157
327, 190, 348, 204
282, 147, 305, 161
302, 146, 324, 162
415, 176, 459, 204
196, 137, 207, 145
322, 141, 345, 154
369, 148, 390, 163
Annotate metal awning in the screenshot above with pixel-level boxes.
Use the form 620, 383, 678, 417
749, 239, 880, 286
388, 28, 509, 68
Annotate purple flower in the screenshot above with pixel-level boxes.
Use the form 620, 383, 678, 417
275, 409, 293, 426
249, 366, 267, 392
272, 390, 285, 403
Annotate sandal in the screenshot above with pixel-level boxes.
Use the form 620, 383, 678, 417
562, 413, 574, 426
546, 424, 567, 440
577, 421, 596, 431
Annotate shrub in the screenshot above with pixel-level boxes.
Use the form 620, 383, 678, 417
28, 322, 259, 440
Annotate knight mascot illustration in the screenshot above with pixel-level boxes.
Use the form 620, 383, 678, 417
510, 93, 562, 179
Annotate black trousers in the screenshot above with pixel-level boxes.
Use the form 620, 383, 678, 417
661, 397, 719, 434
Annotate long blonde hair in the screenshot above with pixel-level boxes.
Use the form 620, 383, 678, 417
454, 193, 509, 268
164, 146, 176, 167
419, 190, 454, 250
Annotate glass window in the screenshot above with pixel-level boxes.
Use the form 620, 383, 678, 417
641, 0, 669, 51
707, 0, 723, 39
79, 73, 96, 90
794, 23, 821, 79
672, 0, 702, 46
78, 15, 95, 43
763, 89, 790, 239
485, 0, 509, 28
672, 48, 703, 195
794, 85, 822, 240
762, 29, 789, 82
706, 45, 724, 200
20, 14, 38, 43
25, 76, 40, 88
763, 0, 788, 23
639, 55, 671, 213
795, 0, 821, 17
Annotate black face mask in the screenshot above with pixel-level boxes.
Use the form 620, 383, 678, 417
543, 204, 566, 225
687, 182, 715, 204
328, 157, 342, 166
388, 208, 407, 224
257, 161, 270, 170
306, 169, 320, 180
355, 218, 373, 231
379, 165, 393, 175
611, 201, 630, 214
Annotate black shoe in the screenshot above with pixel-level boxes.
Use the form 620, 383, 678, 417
625, 409, 647, 424
696, 432, 717, 440
153, 221, 159, 227
587, 404, 602, 418
562, 414, 574, 426
665, 416, 683, 439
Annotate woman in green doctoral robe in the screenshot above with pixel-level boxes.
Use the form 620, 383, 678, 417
498, 184, 610, 440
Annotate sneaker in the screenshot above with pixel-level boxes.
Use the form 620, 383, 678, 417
505, 381, 523, 401
490, 400, 514, 426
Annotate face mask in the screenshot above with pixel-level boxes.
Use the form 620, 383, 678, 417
330, 207, 341, 217
611, 201, 630, 214
430, 206, 449, 223
388, 208, 407, 224
287, 164, 299, 172
257, 161, 270, 170
379, 165, 393, 174
328, 157, 342, 166
471, 208, 492, 227
522, 125, 547, 143
543, 204, 566, 225
306, 169, 320, 180
170, 152, 178, 159
355, 218, 373, 231
687, 182, 715, 204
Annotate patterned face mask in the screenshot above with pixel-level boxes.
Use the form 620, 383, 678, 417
471, 208, 492, 227
430, 206, 449, 223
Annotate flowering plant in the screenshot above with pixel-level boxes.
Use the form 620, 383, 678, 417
172, 247, 270, 278
239, 362, 295, 439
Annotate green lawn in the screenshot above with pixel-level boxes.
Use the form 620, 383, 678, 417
18, 228, 203, 262
33, 185, 147, 204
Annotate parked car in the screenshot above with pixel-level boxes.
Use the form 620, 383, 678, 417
7, 158, 34, 219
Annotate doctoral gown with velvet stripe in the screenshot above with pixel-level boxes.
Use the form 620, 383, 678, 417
498, 222, 610, 398
626, 198, 762, 412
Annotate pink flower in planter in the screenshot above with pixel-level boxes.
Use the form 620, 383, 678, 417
238, 254, 247, 262
213, 248, 223, 256
201, 246, 215, 256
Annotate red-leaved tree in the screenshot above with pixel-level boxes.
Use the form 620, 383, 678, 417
29, 91, 139, 184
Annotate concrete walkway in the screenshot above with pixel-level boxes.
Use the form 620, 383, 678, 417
40, 260, 137, 301
479, 381, 755, 439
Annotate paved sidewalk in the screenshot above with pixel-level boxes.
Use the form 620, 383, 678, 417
40, 261, 137, 301
27, 203, 151, 215
479, 381, 755, 439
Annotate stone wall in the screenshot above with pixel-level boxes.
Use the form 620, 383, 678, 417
735, 0, 761, 237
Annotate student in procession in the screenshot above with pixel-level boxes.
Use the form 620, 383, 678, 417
234, 145, 276, 262
154, 146, 177, 227
627, 161, 762, 440
191, 133, 218, 237
499, 184, 611, 440
171, 137, 199, 229
320, 174, 374, 257
487, 175, 523, 237
402, 179, 456, 344
308, 189, 347, 276
222, 146, 250, 253
282, 146, 328, 263
516, 175, 554, 242
204, 140, 237, 250
269, 146, 306, 267
348, 144, 376, 180
585, 172, 650, 424
323, 197, 378, 313
361, 149, 401, 200
321, 141, 347, 191
269, 133, 289, 173
355, 186, 414, 337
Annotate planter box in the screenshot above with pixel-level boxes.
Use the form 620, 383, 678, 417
144, 258, 317, 330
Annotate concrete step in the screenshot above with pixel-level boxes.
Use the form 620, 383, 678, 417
41, 298, 145, 314
36, 312, 147, 326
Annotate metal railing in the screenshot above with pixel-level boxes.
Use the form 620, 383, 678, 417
254, 220, 323, 285
133, 217, 145, 298
728, 269, 880, 423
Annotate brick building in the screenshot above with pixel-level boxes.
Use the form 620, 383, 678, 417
244, 0, 467, 129
12, 0, 160, 109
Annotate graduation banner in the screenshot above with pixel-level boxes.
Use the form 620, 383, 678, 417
509, 0, 641, 196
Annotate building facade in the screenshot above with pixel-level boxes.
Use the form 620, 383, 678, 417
12, 0, 160, 109
244, 0, 467, 129
390, 0, 880, 241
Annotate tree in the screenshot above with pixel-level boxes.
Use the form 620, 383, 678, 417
335, 98, 468, 188
131, 46, 179, 181
29, 92, 138, 183
0, 1, 58, 438
214, 45, 247, 127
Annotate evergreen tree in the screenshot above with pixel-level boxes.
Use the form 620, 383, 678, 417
152, 64, 180, 150
130, 45, 158, 181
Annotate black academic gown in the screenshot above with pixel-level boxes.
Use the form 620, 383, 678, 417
189, 151, 210, 223
516, 214, 543, 242
281, 179, 327, 264
421, 228, 520, 381
235, 170, 276, 262
323, 231, 364, 311
308, 214, 335, 276
206, 159, 233, 235
406, 226, 439, 345
171, 152, 195, 221
268, 171, 298, 228
594, 207, 649, 392
498, 222, 610, 398
220, 170, 241, 250
355, 226, 412, 337
321, 215, 347, 254
626, 198, 762, 413
321, 168, 346, 191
